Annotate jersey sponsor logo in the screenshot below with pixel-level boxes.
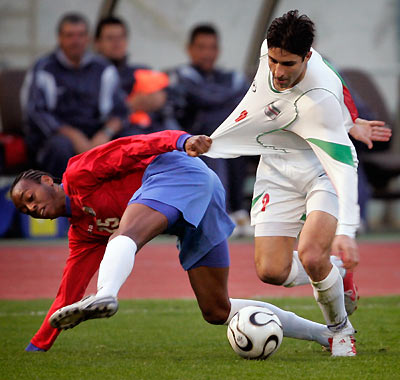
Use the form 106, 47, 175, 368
264, 102, 281, 120
235, 110, 248, 122
96, 217, 120, 233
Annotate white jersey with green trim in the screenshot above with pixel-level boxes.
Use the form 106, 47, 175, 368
205, 41, 359, 237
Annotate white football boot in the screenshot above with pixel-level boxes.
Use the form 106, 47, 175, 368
49, 295, 118, 330
328, 319, 357, 357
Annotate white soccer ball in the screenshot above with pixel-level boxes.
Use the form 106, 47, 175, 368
227, 306, 283, 360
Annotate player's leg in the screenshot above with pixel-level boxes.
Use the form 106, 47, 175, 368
298, 210, 347, 325
187, 240, 231, 324
187, 241, 332, 347
298, 210, 336, 281
299, 210, 356, 356
254, 231, 356, 315
96, 202, 173, 298
254, 235, 295, 285
251, 154, 306, 287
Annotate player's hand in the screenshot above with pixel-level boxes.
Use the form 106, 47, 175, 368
184, 135, 212, 157
331, 235, 359, 270
349, 118, 392, 149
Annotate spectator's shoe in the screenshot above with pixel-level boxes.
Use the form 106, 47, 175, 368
343, 271, 359, 315
25, 342, 46, 352
49, 295, 118, 330
328, 320, 357, 357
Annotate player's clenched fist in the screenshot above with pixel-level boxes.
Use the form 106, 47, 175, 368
184, 135, 212, 157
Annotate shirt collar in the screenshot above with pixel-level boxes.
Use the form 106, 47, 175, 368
55, 48, 95, 69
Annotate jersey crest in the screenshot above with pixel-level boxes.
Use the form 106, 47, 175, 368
82, 206, 96, 217
264, 102, 281, 120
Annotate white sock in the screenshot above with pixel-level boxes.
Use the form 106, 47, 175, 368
225, 298, 330, 347
311, 265, 347, 330
283, 251, 346, 287
96, 235, 137, 298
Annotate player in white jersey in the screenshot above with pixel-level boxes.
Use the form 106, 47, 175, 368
204, 10, 391, 356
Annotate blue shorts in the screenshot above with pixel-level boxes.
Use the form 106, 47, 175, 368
129, 151, 235, 270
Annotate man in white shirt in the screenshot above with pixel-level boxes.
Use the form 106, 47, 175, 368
204, 10, 390, 357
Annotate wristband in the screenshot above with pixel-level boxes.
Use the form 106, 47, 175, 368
176, 134, 192, 151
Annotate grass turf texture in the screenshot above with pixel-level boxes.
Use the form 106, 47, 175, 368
0, 296, 399, 380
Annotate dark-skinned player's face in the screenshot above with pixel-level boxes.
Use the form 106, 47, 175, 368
11, 177, 65, 219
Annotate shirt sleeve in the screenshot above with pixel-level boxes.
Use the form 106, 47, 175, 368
98, 65, 128, 120
292, 90, 360, 237
66, 130, 187, 188
30, 237, 106, 350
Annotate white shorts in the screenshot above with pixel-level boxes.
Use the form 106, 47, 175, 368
251, 150, 338, 238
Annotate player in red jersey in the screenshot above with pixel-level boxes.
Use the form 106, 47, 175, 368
12, 130, 340, 354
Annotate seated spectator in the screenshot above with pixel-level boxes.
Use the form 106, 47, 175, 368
94, 16, 180, 135
21, 12, 127, 178
168, 24, 252, 235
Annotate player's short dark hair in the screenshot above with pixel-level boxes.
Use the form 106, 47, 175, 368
57, 12, 89, 35
95, 16, 128, 40
188, 24, 219, 45
267, 10, 315, 59
10, 169, 61, 197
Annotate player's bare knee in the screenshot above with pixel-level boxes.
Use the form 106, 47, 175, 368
201, 304, 229, 325
298, 246, 326, 274
255, 262, 288, 285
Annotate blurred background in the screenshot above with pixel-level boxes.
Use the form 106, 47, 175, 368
0, 0, 399, 238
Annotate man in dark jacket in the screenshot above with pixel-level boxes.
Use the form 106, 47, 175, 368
21, 12, 127, 178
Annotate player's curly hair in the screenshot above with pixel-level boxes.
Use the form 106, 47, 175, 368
267, 10, 315, 59
9, 169, 61, 197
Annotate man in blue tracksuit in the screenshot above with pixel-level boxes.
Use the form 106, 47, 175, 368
21, 12, 127, 178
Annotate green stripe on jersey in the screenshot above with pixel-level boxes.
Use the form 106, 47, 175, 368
251, 192, 264, 208
306, 138, 354, 166
322, 58, 349, 88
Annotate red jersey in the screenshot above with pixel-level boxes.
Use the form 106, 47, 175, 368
64, 130, 187, 244
31, 130, 187, 350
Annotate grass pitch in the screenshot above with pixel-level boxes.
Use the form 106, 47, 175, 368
0, 296, 399, 380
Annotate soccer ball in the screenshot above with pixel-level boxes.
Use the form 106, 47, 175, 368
227, 306, 283, 360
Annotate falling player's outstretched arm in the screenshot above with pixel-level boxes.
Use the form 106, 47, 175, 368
65, 130, 189, 186
27, 240, 105, 351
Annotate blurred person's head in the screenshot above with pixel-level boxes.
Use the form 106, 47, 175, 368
187, 24, 219, 73
267, 10, 315, 91
57, 12, 90, 65
95, 16, 128, 62
10, 170, 66, 220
